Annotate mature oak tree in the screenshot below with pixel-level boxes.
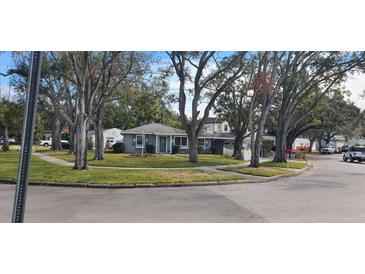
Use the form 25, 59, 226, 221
214, 57, 258, 159
273, 51, 365, 163
167, 51, 247, 162
248, 51, 285, 168
92, 52, 147, 160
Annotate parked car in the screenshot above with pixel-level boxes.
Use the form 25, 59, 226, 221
320, 146, 336, 154
343, 146, 365, 163
61, 140, 70, 149
8, 138, 16, 144
335, 145, 343, 153
39, 138, 52, 147
341, 145, 350, 153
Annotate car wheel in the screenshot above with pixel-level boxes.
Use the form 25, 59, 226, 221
343, 154, 347, 162
44, 143, 49, 147
350, 155, 354, 163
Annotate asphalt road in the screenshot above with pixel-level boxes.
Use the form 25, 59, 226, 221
1, 154, 364, 222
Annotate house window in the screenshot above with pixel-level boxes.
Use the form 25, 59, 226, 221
217, 124, 221, 130
224, 124, 228, 132
136, 135, 144, 148
198, 138, 206, 148
175, 136, 188, 148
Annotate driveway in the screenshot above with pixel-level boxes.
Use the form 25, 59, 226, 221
1, 154, 364, 222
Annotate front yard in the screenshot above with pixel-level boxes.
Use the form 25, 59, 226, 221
0, 151, 242, 185
44, 151, 243, 168
219, 160, 307, 177
260, 161, 307, 169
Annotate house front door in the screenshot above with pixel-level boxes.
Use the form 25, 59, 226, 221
159, 136, 167, 153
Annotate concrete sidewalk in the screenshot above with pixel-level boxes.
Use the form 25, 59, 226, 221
34, 152, 272, 171
34, 153, 73, 167
29, 153, 308, 187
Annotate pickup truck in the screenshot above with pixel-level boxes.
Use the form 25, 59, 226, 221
39, 138, 52, 147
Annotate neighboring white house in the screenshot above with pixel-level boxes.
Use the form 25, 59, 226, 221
88, 128, 123, 148
202, 117, 231, 134
292, 137, 311, 149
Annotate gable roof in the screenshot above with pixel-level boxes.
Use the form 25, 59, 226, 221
121, 123, 186, 135
88, 128, 121, 136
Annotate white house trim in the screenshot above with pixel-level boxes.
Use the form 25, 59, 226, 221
170, 135, 173, 154
136, 134, 144, 148
174, 136, 189, 149
155, 135, 158, 153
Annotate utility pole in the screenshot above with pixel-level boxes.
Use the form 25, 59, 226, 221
12, 52, 42, 223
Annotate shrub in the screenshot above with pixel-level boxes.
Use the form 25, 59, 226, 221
197, 146, 204, 154
172, 145, 180, 154
145, 144, 155, 154
210, 146, 218, 154
2, 144, 9, 152
295, 151, 305, 160
112, 142, 125, 153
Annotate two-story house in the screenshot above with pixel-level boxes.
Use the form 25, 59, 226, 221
201, 117, 231, 134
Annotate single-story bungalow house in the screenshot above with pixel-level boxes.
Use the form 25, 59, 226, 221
88, 128, 123, 148
121, 121, 315, 157
121, 123, 236, 154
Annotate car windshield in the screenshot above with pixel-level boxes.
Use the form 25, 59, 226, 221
351, 147, 365, 152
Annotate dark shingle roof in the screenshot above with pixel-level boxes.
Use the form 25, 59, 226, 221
200, 133, 235, 139
121, 123, 186, 135
202, 117, 224, 124
121, 123, 235, 139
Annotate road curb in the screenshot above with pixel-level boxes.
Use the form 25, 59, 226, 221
0, 162, 312, 189
254, 162, 313, 183
0, 178, 250, 189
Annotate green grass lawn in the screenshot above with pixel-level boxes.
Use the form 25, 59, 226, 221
7, 144, 51, 152
44, 151, 244, 168
219, 166, 294, 177
261, 161, 307, 169
0, 151, 241, 185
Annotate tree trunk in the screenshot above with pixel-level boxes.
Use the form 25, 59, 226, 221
68, 125, 75, 155
233, 133, 243, 160
74, 113, 88, 170
273, 115, 288, 163
286, 133, 295, 150
324, 132, 332, 145
308, 138, 315, 153
94, 106, 105, 160
249, 112, 267, 168
52, 112, 62, 151
2, 125, 9, 152
250, 135, 261, 168
187, 131, 198, 163
273, 129, 287, 162
318, 137, 323, 150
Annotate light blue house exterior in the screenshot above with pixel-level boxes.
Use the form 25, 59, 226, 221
121, 123, 235, 154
